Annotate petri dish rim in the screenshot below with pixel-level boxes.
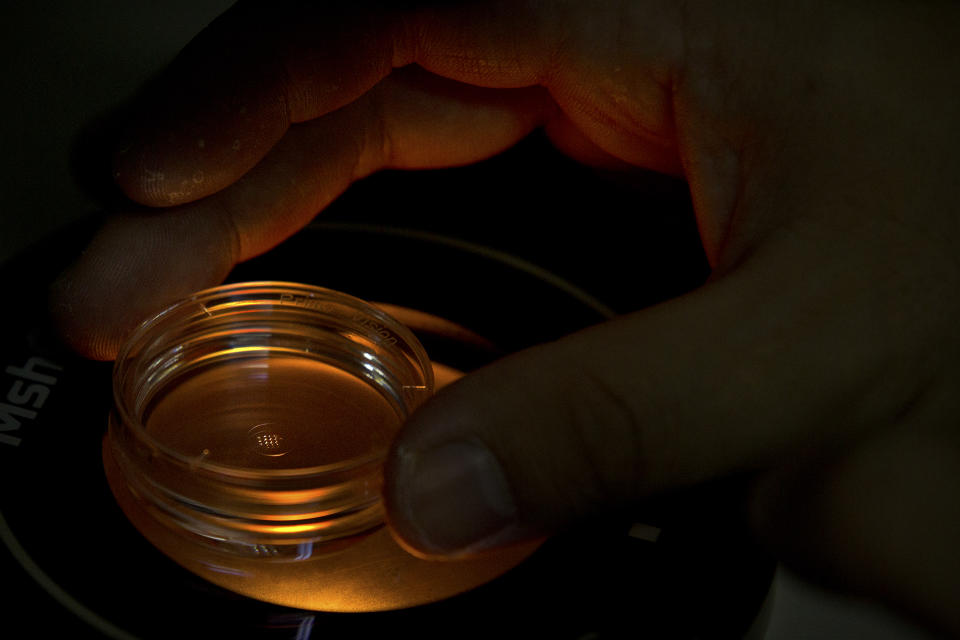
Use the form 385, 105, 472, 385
110, 280, 435, 481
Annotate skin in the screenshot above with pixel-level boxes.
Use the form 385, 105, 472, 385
49, 1, 960, 634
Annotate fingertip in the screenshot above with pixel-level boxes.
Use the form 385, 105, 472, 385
110, 30, 291, 208
111, 106, 287, 208
385, 432, 530, 558
48, 272, 117, 361
47, 209, 237, 361
383, 359, 562, 559
111, 142, 205, 208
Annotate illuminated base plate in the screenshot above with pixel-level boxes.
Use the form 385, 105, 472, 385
104, 438, 539, 612
103, 348, 541, 613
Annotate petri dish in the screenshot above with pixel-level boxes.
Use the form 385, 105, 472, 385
104, 281, 538, 611
108, 281, 434, 558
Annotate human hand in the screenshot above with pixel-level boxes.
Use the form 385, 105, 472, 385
50, 1, 960, 634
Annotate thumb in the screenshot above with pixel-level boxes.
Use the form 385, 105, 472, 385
383, 233, 932, 557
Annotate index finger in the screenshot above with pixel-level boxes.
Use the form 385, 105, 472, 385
113, 0, 681, 206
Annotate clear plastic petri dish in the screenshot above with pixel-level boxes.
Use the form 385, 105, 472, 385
107, 281, 435, 559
